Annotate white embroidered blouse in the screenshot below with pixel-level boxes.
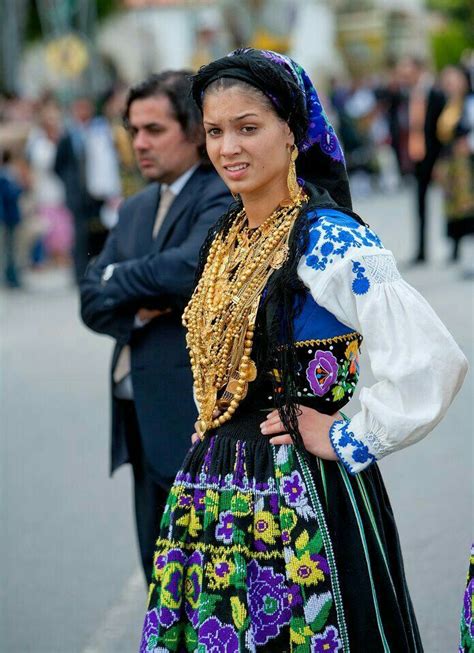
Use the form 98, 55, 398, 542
297, 210, 468, 474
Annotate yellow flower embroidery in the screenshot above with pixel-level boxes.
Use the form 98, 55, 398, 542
287, 551, 325, 587
254, 510, 280, 544
206, 555, 236, 590
177, 506, 202, 538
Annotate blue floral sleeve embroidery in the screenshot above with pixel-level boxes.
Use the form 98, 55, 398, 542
329, 419, 377, 475
305, 211, 383, 273
351, 261, 371, 295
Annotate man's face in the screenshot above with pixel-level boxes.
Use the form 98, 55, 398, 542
72, 98, 93, 124
128, 95, 200, 183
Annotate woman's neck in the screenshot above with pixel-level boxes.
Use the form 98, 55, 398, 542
241, 179, 291, 228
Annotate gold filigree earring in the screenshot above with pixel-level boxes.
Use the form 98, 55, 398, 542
287, 145, 300, 203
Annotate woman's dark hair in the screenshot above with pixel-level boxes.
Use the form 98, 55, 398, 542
123, 70, 207, 159
192, 52, 309, 147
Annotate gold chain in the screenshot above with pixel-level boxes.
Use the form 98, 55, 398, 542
183, 192, 305, 438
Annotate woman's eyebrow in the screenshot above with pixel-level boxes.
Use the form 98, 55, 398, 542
204, 113, 259, 126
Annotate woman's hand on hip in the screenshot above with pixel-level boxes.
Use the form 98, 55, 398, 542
260, 406, 340, 461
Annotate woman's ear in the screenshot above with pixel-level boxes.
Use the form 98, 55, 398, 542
286, 126, 295, 149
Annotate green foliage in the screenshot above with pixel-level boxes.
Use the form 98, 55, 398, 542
431, 20, 472, 70
97, 0, 120, 20
426, 0, 472, 22
25, 0, 120, 42
427, 0, 473, 69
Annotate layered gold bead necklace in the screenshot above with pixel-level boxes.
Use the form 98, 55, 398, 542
183, 191, 305, 439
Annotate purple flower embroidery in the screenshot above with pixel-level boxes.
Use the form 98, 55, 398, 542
311, 625, 342, 653
194, 488, 206, 511
215, 510, 234, 544
281, 470, 306, 507
159, 605, 178, 628
306, 350, 339, 396
139, 608, 158, 653
154, 553, 166, 575
185, 550, 203, 629
464, 579, 473, 636
199, 616, 239, 653
178, 494, 193, 508
281, 529, 291, 544
248, 559, 291, 645
310, 554, 330, 576
287, 584, 303, 607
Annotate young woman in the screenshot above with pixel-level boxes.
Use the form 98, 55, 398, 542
139, 49, 467, 653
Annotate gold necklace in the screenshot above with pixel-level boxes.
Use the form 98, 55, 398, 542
183, 191, 305, 439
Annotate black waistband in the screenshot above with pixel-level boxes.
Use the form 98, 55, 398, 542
211, 409, 269, 441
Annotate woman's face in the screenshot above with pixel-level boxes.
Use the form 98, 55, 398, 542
203, 86, 294, 203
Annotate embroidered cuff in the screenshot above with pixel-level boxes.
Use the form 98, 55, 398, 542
329, 419, 378, 475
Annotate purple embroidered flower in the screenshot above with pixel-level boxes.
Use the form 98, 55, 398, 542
185, 550, 203, 629
154, 553, 166, 575
199, 616, 239, 653
194, 488, 206, 511
281, 529, 291, 544
464, 579, 473, 635
281, 470, 306, 506
287, 584, 303, 607
310, 554, 330, 576
254, 538, 267, 552
139, 608, 158, 653
306, 350, 339, 396
248, 559, 291, 645
215, 510, 234, 544
178, 494, 193, 508
269, 492, 279, 515
159, 605, 178, 628
311, 625, 342, 653
216, 561, 230, 577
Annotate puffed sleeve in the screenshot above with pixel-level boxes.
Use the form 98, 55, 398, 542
297, 212, 469, 474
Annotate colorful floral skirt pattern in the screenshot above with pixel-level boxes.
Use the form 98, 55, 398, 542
459, 544, 474, 653
140, 413, 422, 652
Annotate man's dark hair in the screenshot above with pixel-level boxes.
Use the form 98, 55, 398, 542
123, 70, 206, 158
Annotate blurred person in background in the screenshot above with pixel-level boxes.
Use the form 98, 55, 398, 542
101, 84, 144, 215
53, 96, 106, 283
80, 71, 231, 584
403, 57, 446, 264
26, 95, 73, 266
0, 149, 23, 288
436, 65, 473, 267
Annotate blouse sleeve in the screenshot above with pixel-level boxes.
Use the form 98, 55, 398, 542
297, 214, 468, 474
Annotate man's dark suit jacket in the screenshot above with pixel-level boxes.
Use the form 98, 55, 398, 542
80, 164, 231, 488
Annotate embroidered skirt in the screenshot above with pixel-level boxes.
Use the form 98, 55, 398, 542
139, 412, 423, 652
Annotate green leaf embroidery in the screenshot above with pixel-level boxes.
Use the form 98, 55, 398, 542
310, 598, 333, 632
198, 593, 222, 624
162, 624, 181, 651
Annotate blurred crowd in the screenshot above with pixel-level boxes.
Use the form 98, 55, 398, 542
1, 52, 473, 289
328, 52, 474, 265
0, 86, 143, 288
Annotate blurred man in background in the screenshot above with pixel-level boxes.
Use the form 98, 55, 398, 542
80, 71, 231, 584
403, 57, 446, 263
54, 97, 105, 283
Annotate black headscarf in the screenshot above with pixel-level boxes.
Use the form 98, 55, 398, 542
192, 47, 352, 210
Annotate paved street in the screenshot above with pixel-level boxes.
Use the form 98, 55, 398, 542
1, 184, 472, 653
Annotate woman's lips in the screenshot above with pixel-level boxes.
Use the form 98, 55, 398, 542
222, 162, 249, 180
